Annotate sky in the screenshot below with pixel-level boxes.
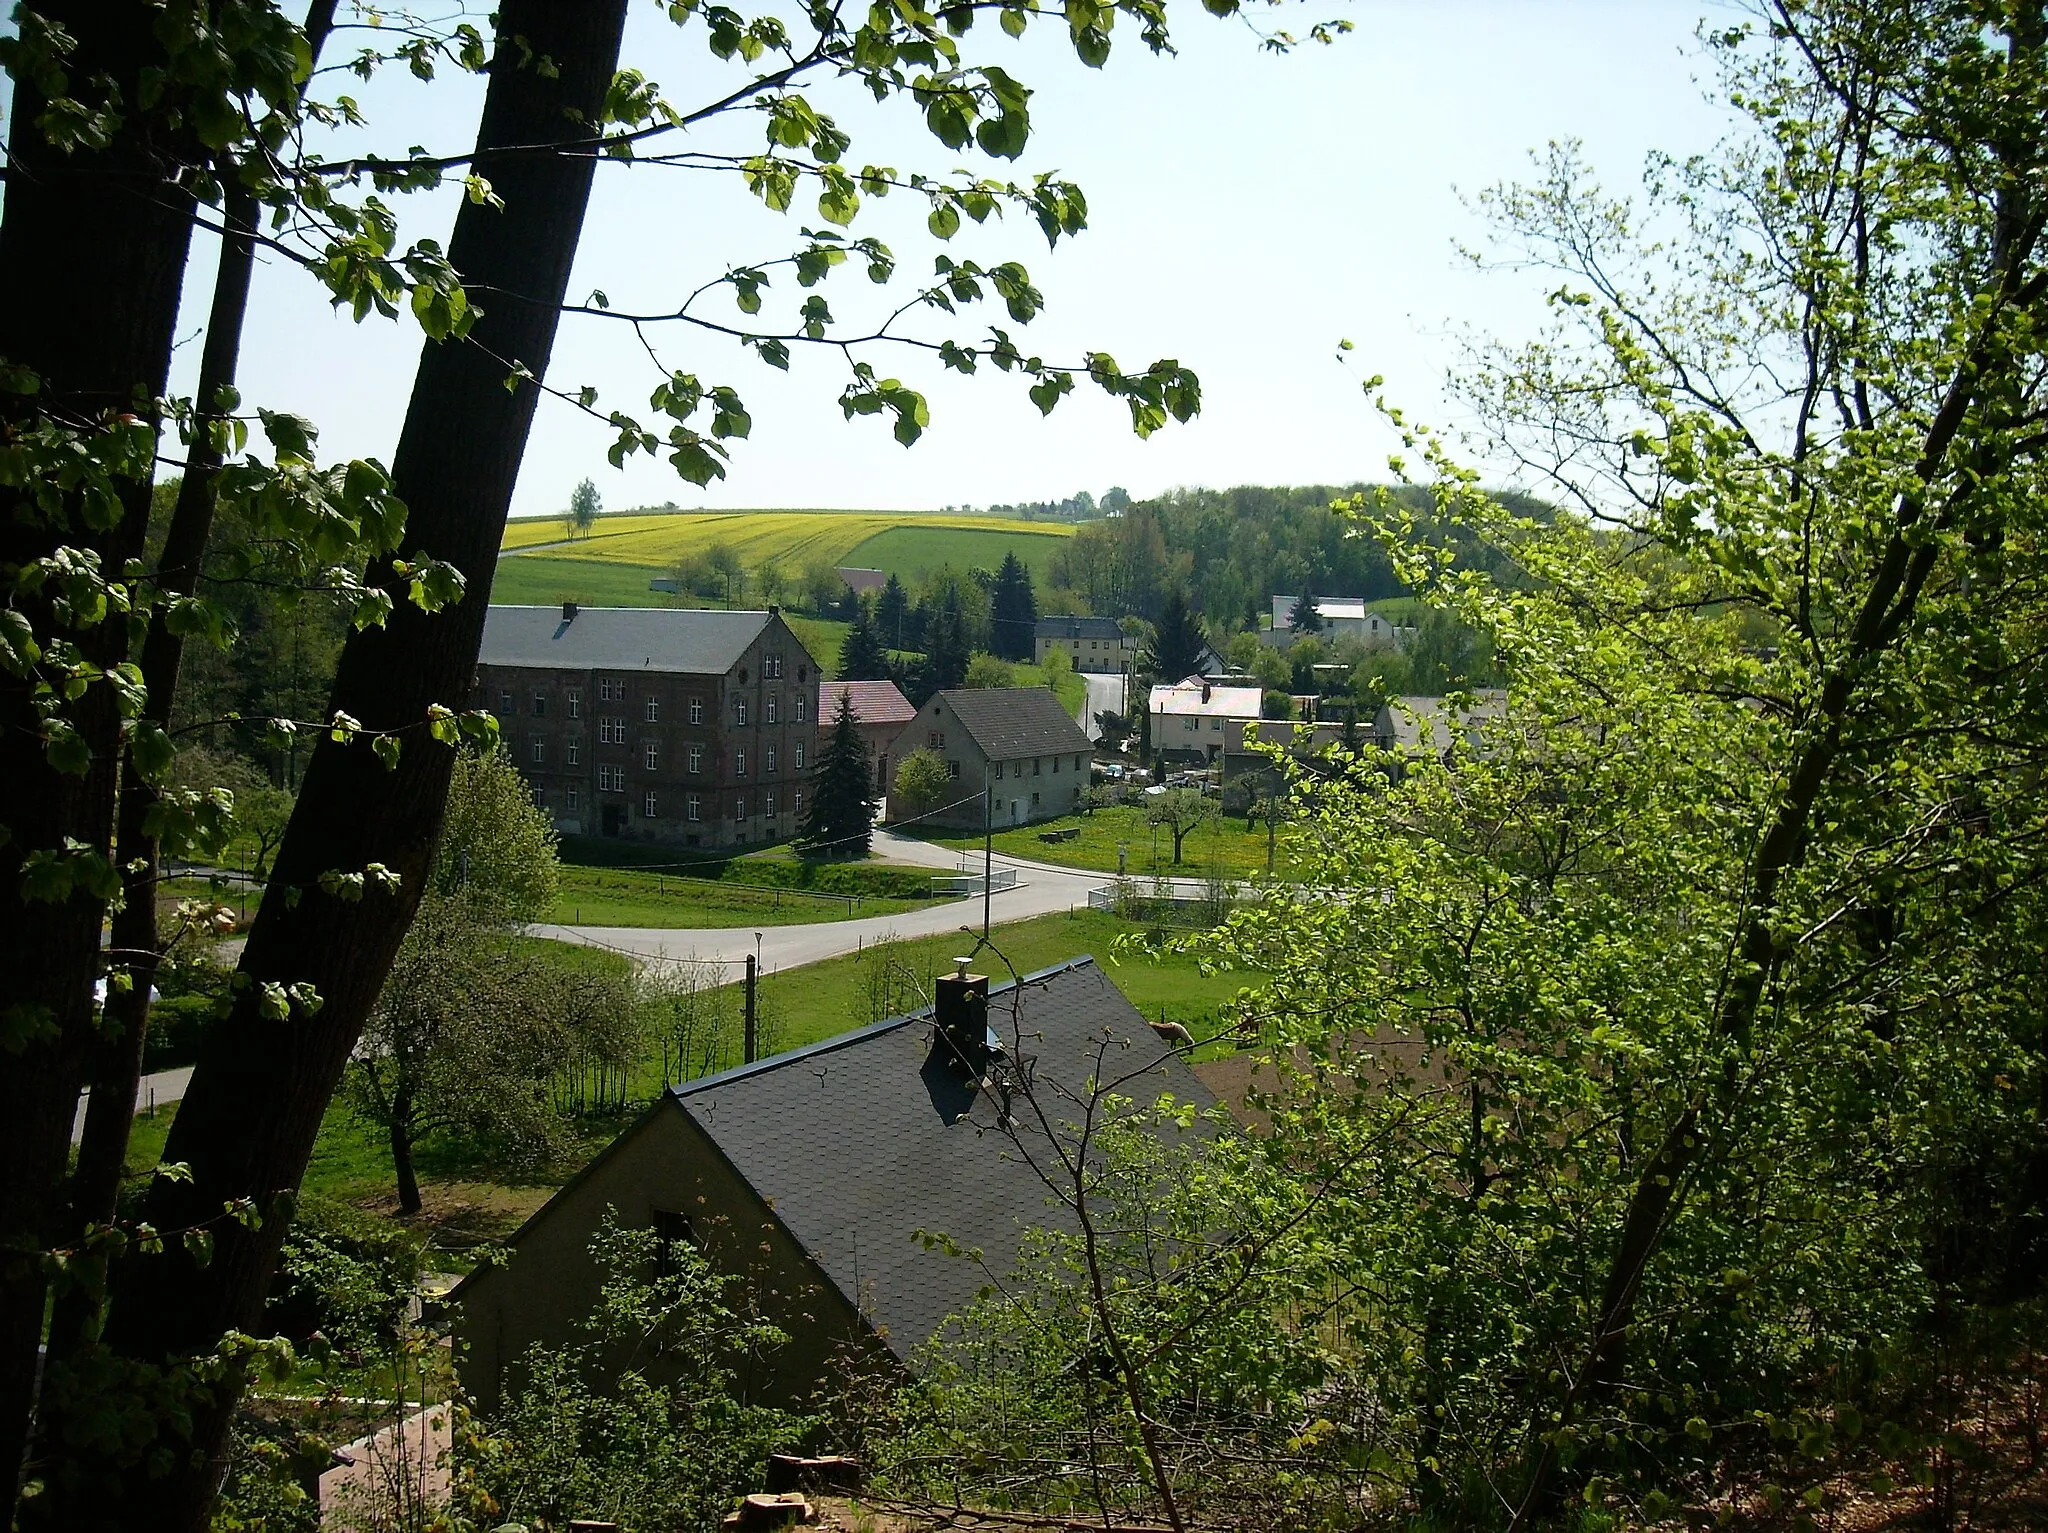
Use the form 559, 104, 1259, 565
154, 0, 1738, 519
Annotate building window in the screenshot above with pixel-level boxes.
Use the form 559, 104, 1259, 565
599, 678, 615, 702
1075, 753, 1085, 771
566, 737, 580, 766
766, 694, 778, 724
735, 747, 747, 777
766, 745, 777, 773
645, 696, 659, 722
948, 760, 961, 779
765, 653, 783, 679
689, 696, 703, 724
531, 691, 546, 717
566, 785, 579, 810
644, 741, 658, 771
766, 790, 777, 816
1052, 755, 1061, 772
652, 1209, 697, 1275
499, 690, 513, 715
795, 692, 806, 723
735, 794, 746, 820
688, 743, 703, 774
643, 791, 658, 819
567, 687, 581, 720
1033, 758, 1042, 775
531, 738, 544, 764
793, 741, 805, 768
686, 794, 701, 821
993, 760, 1005, 780
735, 698, 749, 726
792, 787, 802, 818
928, 730, 944, 747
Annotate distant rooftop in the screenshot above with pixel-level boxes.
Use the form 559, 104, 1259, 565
820, 678, 916, 727
932, 687, 1092, 760
1149, 677, 1262, 719
836, 566, 888, 594
1035, 615, 1126, 641
480, 604, 804, 675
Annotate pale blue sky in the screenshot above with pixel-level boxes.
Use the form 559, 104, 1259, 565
160, 0, 1736, 519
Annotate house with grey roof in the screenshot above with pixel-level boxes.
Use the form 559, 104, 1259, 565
452, 957, 1217, 1410
1034, 615, 1135, 674
475, 603, 823, 849
1372, 689, 1510, 763
886, 687, 1093, 831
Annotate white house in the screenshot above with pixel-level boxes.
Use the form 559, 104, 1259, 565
1148, 676, 1262, 766
1268, 595, 1415, 650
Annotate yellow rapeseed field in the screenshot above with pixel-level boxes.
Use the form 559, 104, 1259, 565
500, 510, 1071, 570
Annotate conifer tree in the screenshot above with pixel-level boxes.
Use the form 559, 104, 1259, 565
1143, 586, 1207, 682
876, 571, 912, 650
990, 550, 1039, 660
799, 692, 875, 858
838, 601, 890, 680
925, 583, 973, 693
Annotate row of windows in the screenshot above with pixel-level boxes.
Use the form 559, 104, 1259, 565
500, 687, 808, 726
528, 738, 806, 773
556, 786, 801, 821
1177, 716, 1226, 733
987, 753, 1086, 779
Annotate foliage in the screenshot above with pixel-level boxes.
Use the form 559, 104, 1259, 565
890, 747, 955, 822
836, 600, 888, 681
1144, 787, 1216, 865
428, 748, 561, 924
961, 651, 1014, 689
1286, 589, 1323, 632
265, 1196, 424, 1357
799, 691, 876, 858
989, 550, 1038, 660
566, 477, 602, 539
1140, 587, 1207, 683
457, 1218, 808, 1533
918, 581, 972, 698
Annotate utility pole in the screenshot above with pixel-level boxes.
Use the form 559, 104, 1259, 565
982, 771, 993, 941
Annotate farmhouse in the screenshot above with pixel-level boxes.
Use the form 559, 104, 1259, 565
1034, 615, 1135, 674
818, 678, 916, 787
1148, 676, 1262, 769
887, 687, 1092, 831
475, 603, 821, 849
1267, 595, 1416, 650
452, 958, 1217, 1410
1373, 689, 1511, 761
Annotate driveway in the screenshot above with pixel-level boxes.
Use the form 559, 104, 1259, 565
1079, 670, 1127, 738
73, 1065, 192, 1145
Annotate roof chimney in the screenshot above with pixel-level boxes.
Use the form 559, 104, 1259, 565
561, 601, 579, 622
934, 966, 997, 1076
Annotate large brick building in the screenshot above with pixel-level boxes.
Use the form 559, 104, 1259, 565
476, 603, 822, 849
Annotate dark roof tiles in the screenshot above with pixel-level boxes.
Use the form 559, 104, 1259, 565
932, 687, 1090, 762
480, 605, 790, 676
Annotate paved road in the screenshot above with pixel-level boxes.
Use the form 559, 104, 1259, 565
1080, 670, 1127, 738
73, 1065, 193, 1145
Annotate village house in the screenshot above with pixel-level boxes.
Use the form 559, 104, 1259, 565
452, 958, 1218, 1410
1148, 676, 1262, 769
817, 678, 916, 788
1373, 689, 1511, 763
887, 687, 1092, 831
1033, 615, 1136, 674
1267, 595, 1416, 650
474, 603, 821, 849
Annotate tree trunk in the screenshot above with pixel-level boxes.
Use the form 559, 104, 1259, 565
0, 1, 200, 1508
36, 5, 632, 1528
390, 1117, 423, 1219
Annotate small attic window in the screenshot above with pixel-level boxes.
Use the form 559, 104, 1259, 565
738, 667, 749, 684
652, 1208, 698, 1274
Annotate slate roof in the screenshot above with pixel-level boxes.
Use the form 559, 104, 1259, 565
479, 605, 780, 675
820, 679, 916, 728
1375, 688, 1510, 753
670, 958, 1215, 1359
932, 687, 1090, 761
1035, 615, 1126, 642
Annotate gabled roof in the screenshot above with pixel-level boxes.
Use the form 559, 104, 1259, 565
671, 958, 1214, 1358
1149, 677, 1262, 719
821, 678, 916, 727
836, 567, 888, 594
1376, 688, 1510, 753
1035, 615, 1126, 641
931, 687, 1090, 760
480, 605, 790, 676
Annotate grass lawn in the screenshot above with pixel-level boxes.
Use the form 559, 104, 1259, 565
549, 862, 945, 927
999, 661, 1089, 719
916, 802, 1296, 881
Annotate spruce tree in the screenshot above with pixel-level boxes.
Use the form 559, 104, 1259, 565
1289, 589, 1324, 633
990, 550, 1039, 660
837, 601, 889, 680
876, 571, 911, 650
925, 583, 972, 692
800, 692, 875, 858
1143, 585, 1207, 682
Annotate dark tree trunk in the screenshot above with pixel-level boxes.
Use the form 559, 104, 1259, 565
33, 5, 633, 1529
390, 1115, 423, 1219
0, 1, 199, 1509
